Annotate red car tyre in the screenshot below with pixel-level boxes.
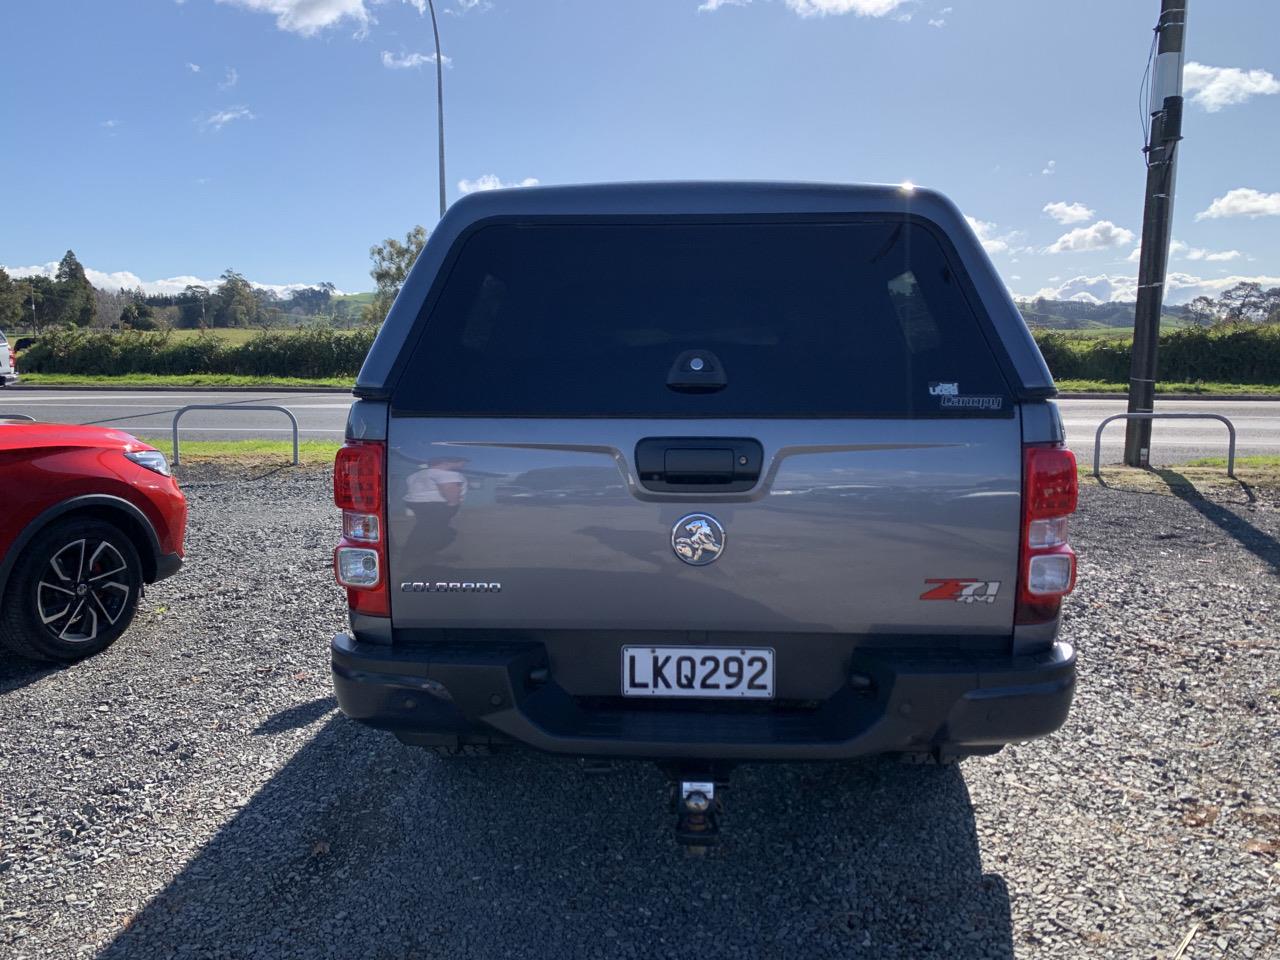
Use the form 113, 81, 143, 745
1, 517, 144, 662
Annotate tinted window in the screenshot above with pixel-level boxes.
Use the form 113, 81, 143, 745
393, 220, 1011, 417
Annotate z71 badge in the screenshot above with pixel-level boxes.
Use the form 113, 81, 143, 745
920, 579, 1001, 604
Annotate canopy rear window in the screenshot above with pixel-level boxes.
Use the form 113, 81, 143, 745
392, 220, 1012, 417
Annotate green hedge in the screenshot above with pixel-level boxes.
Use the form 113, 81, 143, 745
19, 327, 378, 379
1031, 325, 1280, 384
18, 323, 1280, 385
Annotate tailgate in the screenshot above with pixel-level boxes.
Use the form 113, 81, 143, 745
380, 215, 1027, 638
387, 416, 1021, 635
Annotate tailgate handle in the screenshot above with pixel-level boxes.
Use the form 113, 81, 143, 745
635, 438, 763, 492
665, 448, 734, 481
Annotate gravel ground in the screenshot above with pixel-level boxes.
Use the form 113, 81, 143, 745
1, 464, 1278, 959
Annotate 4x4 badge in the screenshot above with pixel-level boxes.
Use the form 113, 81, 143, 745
920, 579, 1001, 604
671, 514, 725, 566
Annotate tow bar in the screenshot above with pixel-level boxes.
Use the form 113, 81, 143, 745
661, 763, 732, 852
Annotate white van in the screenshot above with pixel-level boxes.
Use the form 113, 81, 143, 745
0, 331, 18, 386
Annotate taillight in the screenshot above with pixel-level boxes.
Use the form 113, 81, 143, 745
1017, 444, 1078, 625
334, 440, 389, 617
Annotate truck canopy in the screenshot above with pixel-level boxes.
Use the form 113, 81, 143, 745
355, 181, 1054, 400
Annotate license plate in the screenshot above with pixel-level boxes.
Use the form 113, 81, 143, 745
621, 646, 774, 699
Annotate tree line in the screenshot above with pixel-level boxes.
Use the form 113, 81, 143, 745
1183, 282, 1280, 326
0, 251, 96, 332
364, 226, 1280, 333
6, 236, 1277, 337
1018, 281, 1280, 330
0, 252, 349, 334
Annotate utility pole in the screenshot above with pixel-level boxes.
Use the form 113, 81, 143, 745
427, 0, 447, 219
1124, 0, 1188, 467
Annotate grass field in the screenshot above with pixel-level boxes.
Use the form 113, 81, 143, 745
165, 328, 261, 344
1035, 327, 1136, 341
1025, 314, 1191, 340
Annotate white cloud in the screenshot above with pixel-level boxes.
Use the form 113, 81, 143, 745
928, 17, 944, 27
1042, 201, 1094, 225
202, 106, 255, 131
444, 0, 492, 13
219, 66, 239, 89
100, 119, 121, 129
216, 0, 453, 35
215, 0, 370, 37
1183, 274, 1280, 295
1127, 240, 1243, 264
381, 50, 450, 69
1025, 272, 1280, 305
405, 0, 491, 14
1041, 160, 1056, 176
1193, 249, 1244, 263
458, 175, 540, 194
186, 62, 201, 73
699, 0, 909, 15
785, 0, 908, 15
2, 262, 343, 298
1183, 61, 1280, 112
1043, 220, 1134, 254
1196, 187, 1280, 221
964, 216, 1025, 257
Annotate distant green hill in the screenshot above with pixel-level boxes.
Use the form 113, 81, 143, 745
1016, 298, 1190, 334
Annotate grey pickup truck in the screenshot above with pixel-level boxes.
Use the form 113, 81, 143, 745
330, 182, 1079, 843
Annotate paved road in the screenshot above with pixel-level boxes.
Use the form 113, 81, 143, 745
1058, 398, 1278, 465
1, 389, 1276, 466
0, 390, 351, 444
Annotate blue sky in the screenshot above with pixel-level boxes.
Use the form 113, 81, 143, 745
2, 0, 1278, 303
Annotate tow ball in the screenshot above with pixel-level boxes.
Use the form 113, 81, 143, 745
662, 764, 731, 851
675, 781, 719, 848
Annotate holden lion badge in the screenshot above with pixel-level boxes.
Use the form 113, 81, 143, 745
671, 513, 725, 566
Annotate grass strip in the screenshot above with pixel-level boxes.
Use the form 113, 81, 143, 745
18, 373, 1280, 396
17, 373, 352, 389
1182, 454, 1280, 468
133, 436, 342, 467
1054, 380, 1280, 396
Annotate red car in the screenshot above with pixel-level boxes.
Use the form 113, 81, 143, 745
0, 419, 187, 662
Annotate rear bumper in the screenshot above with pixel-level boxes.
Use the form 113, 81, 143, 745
331, 634, 1076, 760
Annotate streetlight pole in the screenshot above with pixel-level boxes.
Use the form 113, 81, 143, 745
1123, 0, 1188, 467
427, 0, 447, 219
